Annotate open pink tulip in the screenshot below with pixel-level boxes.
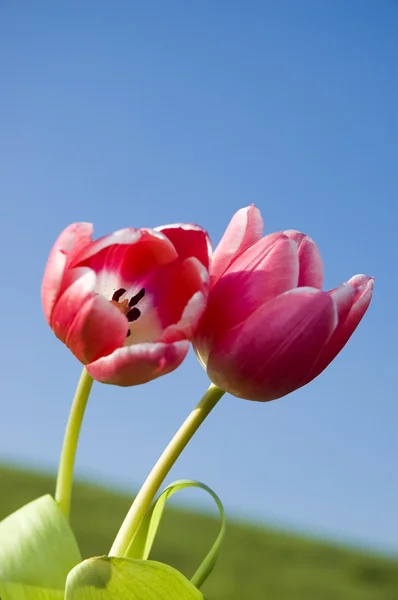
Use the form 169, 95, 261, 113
193, 206, 374, 402
42, 222, 211, 386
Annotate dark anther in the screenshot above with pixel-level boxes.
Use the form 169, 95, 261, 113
112, 288, 126, 302
127, 307, 141, 322
129, 288, 146, 307
126, 330, 131, 338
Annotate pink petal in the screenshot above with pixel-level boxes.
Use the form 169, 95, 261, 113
225, 232, 298, 278
303, 275, 374, 384
328, 282, 356, 323
41, 223, 93, 323
50, 267, 95, 333
206, 287, 337, 402
74, 229, 178, 287
146, 256, 209, 330
86, 340, 190, 386
51, 267, 127, 364
284, 230, 324, 289
160, 291, 208, 343
70, 228, 141, 264
211, 205, 264, 285
155, 223, 212, 270
193, 234, 299, 365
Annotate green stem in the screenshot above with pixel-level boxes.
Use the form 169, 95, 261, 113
55, 367, 94, 519
109, 383, 225, 557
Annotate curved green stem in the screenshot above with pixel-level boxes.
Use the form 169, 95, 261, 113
109, 383, 225, 558
55, 367, 94, 519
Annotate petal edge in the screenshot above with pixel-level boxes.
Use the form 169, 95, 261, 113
87, 340, 190, 386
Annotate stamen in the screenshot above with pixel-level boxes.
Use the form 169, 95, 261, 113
129, 288, 146, 307
127, 307, 141, 322
112, 288, 126, 302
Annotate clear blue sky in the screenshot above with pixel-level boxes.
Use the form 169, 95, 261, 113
1, 1, 397, 554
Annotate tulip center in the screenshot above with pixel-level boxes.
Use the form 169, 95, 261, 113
111, 287, 146, 338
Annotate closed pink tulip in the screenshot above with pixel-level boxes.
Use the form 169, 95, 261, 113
42, 222, 211, 386
193, 206, 374, 402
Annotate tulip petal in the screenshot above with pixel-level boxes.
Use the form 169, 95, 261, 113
66, 296, 129, 365
146, 257, 209, 331
194, 235, 299, 365
86, 340, 190, 386
75, 229, 178, 293
155, 223, 212, 270
119, 257, 208, 346
70, 228, 150, 264
211, 205, 264, 285
303, 275, 374, 384
50, 267, 96, 333
207, 288, 337, 402
284, 230, 324, 289
41, 223, 93, 323
329, 282, 356, 323
160, 291, 208, 343
225, 232, 298, 279
51, 267, 128, 364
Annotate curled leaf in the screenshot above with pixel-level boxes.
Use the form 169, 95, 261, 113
125, 479, 226, 589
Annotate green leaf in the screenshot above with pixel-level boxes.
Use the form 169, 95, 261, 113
65, 556, 204, 600
126, 479, 226, 589
0, 494, 81, 600
0, 581, 64, 600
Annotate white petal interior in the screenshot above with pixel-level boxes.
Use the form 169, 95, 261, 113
95, 270, 163, 345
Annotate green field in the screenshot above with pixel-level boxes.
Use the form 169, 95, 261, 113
0, 465, 397, 599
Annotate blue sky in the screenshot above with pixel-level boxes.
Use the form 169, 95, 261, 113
0, 1, 397, 554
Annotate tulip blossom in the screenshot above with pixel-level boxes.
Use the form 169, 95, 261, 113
42, 222, 211, 385
193, 206, 373, 402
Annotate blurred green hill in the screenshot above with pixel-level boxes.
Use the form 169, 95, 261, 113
0, 465, 397, 599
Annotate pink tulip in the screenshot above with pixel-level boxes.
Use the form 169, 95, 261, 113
193, 206, 374, 402
42, 222, 211, 386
